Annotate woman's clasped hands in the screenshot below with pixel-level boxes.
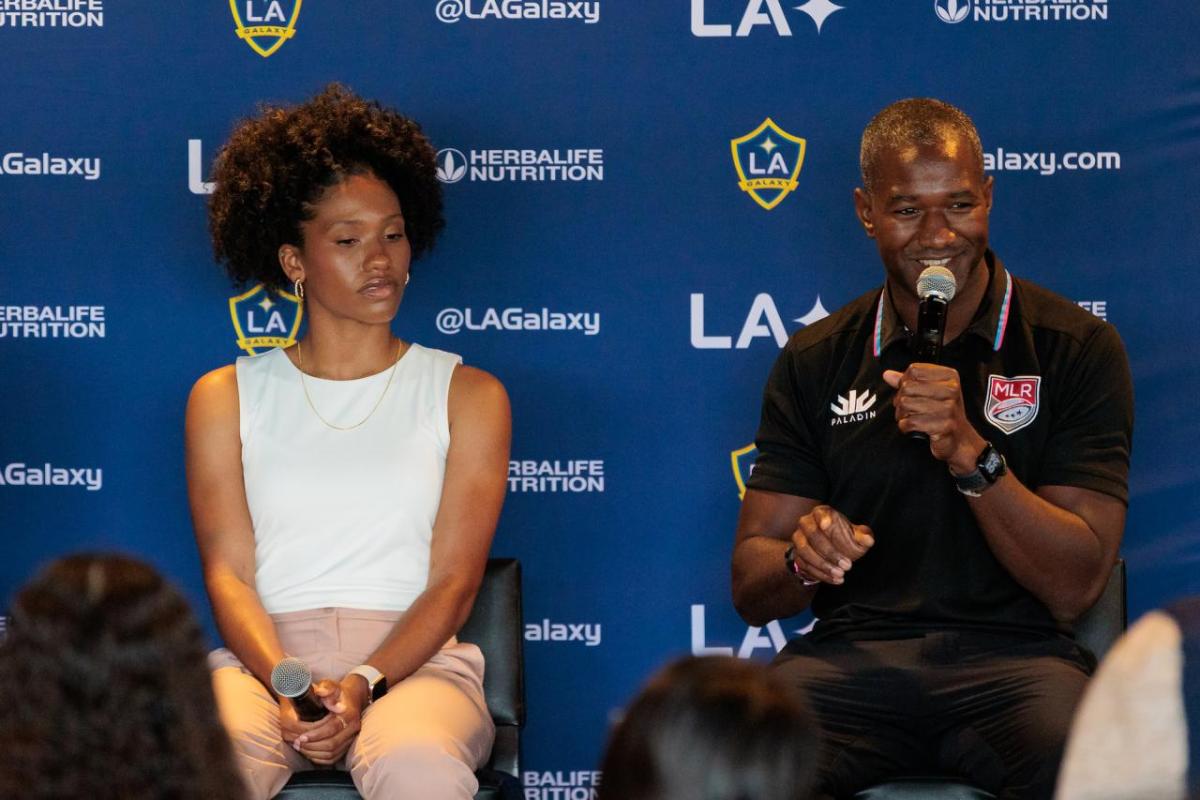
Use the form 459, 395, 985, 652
280, 675, 371, 765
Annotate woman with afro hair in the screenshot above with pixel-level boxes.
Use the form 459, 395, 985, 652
186, 85, 510, 800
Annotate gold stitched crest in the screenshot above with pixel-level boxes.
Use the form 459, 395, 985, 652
229, 284, 304, 355
230, 0, 302, 58
731, 443, 757, 500
731, 119, 807, 211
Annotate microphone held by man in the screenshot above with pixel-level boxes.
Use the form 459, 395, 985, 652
907, 265, 957, 441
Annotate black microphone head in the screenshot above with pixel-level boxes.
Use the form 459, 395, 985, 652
270, 656, 313, 699
916, 266, 957, 302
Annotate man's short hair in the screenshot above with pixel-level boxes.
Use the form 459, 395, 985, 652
860, 98, 984, 192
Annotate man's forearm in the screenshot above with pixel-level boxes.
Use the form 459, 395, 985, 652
967, 473, 1119, 622
886, 363, 1125, 624
732, 536, 817, 627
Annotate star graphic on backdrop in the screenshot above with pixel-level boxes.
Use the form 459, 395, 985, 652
760, 136, 778, 154
257, 294, 276, 312
795, 0, 843, 33
795, 296, 830, 327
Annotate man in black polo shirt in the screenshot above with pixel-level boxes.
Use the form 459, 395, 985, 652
732, 98, 1133, 799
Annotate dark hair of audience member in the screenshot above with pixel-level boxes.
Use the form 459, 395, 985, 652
598, 656, 820, 800
0, 554, 245, 800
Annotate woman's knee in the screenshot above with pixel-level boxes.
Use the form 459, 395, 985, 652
211, 668, 296, 799
352, 740, 479, 800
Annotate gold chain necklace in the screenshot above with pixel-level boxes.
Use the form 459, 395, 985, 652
295, 339, 404, 432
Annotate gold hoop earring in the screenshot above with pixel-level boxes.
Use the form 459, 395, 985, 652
294, 279, 305, 301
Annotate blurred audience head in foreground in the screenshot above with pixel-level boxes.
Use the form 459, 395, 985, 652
1056, 597, 1200, 800
0, 553, 244, 800
598, 655, 820, 800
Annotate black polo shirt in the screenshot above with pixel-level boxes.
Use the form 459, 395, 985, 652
747, 252, 1134, 641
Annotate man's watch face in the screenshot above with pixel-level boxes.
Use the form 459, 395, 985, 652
981, 448, 1004, 478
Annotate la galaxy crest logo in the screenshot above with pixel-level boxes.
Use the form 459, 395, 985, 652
731, 119, 806, 211
984, 375, 1041, 434
731, 443, 757, 500
230, 0, 302, 58
229, 284, 303, 355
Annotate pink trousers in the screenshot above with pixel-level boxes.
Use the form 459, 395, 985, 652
209, 608, 494, 800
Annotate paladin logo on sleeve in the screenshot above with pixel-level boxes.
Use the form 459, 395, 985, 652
830, 388, 877, 426
230, 0, 301, 57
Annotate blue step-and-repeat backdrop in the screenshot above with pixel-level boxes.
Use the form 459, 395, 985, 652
3, 2, 1199, 794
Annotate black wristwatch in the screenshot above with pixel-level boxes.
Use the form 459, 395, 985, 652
952, 442, 1007, 497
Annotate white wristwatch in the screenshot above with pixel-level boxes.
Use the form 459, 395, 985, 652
347, 664, 388, 704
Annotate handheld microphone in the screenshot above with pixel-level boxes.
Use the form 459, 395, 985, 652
912, 265, 957, 361
908, 266, 957, 441
271, 656, 328, 722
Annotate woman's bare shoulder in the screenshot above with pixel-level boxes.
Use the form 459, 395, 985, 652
448, 365, 509, 416
187, 363, 239, 424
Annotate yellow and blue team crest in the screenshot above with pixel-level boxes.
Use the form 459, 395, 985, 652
731, 443, 758, 500
230, 0, 302, 58
731, 119, 807, 211
229, 284, 303, 355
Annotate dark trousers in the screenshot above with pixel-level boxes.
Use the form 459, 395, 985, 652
772, 630, 1093, 800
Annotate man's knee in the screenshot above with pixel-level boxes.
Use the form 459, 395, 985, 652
944, 660, 1088, 798
1017, 659, 1090, 753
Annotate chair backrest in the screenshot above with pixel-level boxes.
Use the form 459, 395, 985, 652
457, 558, 525, 777
1074, 558, 1127, 664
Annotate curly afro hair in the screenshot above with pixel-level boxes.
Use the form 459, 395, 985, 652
208, 84, 444, 289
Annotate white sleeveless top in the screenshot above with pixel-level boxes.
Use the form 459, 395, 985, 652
236, 344, 461, 614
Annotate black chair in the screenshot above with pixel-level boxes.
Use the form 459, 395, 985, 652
852, 559, 1127, 800
278, 558, 525, 800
